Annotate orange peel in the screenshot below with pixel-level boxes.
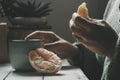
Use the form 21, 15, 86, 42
29, 48, 62, 74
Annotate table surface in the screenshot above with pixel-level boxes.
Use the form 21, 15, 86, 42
0, 60, 89, 80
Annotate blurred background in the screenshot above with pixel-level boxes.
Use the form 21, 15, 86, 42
0, 0, 109, 62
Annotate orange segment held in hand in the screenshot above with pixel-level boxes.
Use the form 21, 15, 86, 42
77, 2, 89, 19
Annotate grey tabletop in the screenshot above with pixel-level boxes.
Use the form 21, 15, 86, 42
0, 60, 88, 80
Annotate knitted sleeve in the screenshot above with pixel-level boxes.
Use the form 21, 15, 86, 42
68, 42, 103, 80
107, 34, 120, 80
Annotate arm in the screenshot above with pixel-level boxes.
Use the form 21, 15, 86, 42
68, 42, 103, 80
69, 12, 118, 80
25, 31, 103, 80
25, 31, 80, 59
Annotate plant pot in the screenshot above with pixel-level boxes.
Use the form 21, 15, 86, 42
8, 17, 52, 40
9, 17, 48, 26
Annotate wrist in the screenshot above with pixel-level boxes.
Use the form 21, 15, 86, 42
105, 34, 118, 58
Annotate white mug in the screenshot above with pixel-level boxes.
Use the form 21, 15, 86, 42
9, 39, 43, 71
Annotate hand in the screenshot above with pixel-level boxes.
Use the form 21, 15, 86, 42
25, 31, 80, 59
69, 13, 118, 58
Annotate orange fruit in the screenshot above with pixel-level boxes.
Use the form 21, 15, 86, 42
77, 2, 89, 19
29, 48, 62, 74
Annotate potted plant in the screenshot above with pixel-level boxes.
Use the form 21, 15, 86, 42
0, 0, 52, 25
0, 0, 52, 40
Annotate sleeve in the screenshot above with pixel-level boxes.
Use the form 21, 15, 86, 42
106, 35, 120, 80
68, 42, 103, 80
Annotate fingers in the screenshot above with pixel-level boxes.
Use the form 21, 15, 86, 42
69, 19, 85, 31
71, 13, 79, 21
70, 19, 86, 33
69, 19, 89, 41
44, 41, 65, 59
72, 13, 90, 33
70, 13, 107, 42
70, 19, 88, 43
71, 13, 104, 32
71, 13, 92, 31
25, 31, 60, 43
25, 31, 39, 40
44, 41, 61, 50
72, 33, 87, 44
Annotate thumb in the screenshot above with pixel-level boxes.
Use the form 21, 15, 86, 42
44, 41, 66, 59
44, 41, 60, 50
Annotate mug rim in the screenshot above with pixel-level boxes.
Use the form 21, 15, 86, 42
9, 39, 43, 42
